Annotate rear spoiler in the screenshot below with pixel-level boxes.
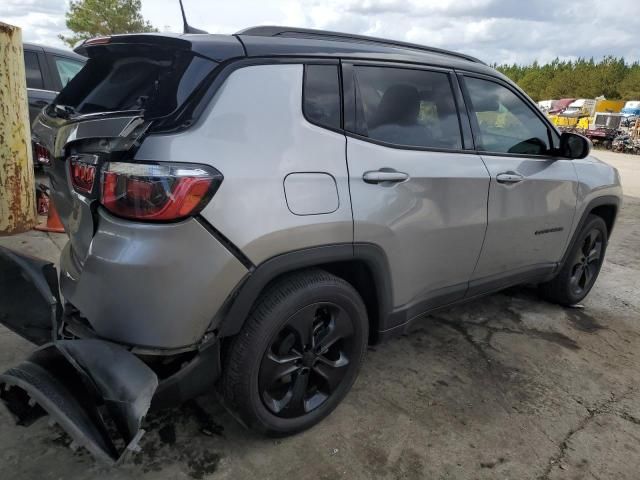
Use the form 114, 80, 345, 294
74, 33, 245, 63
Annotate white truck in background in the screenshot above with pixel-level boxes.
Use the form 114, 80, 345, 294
621, 101, 640, 118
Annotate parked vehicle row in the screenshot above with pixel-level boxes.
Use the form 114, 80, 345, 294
23, 43, 86, 125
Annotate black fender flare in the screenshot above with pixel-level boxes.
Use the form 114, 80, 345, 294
216, 243, 393, 338
559, 195, 620, 268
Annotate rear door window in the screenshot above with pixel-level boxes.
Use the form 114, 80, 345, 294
352, 66, 462, 149
464, 76, 551, 155
24, 51, 44, 89
303, 64, 341, 130
54, 56, 84, 88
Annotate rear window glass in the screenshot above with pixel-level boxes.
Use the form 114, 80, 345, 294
24, 51, 44, 90
303, 64, 341, 130
353, 66, 462, 150
53, 46, 217, 120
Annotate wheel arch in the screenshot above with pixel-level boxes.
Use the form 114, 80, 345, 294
590, 203, 618, 237
561, 195, 620, 268
216, 243, 393, 344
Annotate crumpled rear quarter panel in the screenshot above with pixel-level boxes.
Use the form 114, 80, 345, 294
60, 209, 248, 349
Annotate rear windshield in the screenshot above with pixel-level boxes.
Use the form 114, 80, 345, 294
53, 45, 217, 120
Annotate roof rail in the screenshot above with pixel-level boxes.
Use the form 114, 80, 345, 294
236, 26, 485, 65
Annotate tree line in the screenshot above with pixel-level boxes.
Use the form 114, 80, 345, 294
495, 57, 640, 101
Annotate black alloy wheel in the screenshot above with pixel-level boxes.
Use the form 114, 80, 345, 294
221, 269, 368, 435
259, 302, 354, 418
568, 229, 603, 297
539, 214, 608, 306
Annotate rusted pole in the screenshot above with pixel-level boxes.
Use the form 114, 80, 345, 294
0, 22, 36, 235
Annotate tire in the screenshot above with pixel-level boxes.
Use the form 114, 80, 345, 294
221, 269, 368, 435
539, 214, 608, 306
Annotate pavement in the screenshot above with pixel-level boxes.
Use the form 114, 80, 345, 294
1, 151, 639, 480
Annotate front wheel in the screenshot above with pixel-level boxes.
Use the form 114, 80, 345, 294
221, 269, 368, 435
539, 214, 608, 306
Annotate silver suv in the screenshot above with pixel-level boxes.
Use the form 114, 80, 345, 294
0, 27, 622, 463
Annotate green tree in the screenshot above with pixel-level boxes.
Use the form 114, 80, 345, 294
59, 0, 157, 47
497, 57, 640, 101
619, 64, 640, 100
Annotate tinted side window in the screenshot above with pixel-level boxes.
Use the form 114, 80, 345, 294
54, 56, 84, 88
303, 64, 341, 130
352, 66, 462, 149
24, 51, 44, 89
465, 77, 550, 155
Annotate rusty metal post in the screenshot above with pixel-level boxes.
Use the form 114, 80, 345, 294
0, 22, 36, 235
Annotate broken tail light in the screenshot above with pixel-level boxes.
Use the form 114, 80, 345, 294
70, 155, 98, 194
100, 162, 222, 221
34, 143, 51, 166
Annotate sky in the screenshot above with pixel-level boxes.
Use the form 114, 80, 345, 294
2, 0, 639, 65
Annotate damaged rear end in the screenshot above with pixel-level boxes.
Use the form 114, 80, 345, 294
0, 33, 245, 464
0, 248, 158, 463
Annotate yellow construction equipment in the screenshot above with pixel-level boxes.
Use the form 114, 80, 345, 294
548, 98, 626, 130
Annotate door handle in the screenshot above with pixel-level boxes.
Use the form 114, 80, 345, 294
496, 171, 524, 184
363, 169, 409, 184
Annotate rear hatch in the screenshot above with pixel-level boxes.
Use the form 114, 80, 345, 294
31, 34, 243, 263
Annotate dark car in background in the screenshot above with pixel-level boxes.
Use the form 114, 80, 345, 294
23, 42, 86, 125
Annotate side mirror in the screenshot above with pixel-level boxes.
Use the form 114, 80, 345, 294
559, 132, 591, 159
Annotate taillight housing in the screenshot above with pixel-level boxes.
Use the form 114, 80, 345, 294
100, 162, 222, 221
70, 155, 98, 194
34, 143, 51, 166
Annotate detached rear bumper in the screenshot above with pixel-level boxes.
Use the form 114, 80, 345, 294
0, 340, 158, 464
0, 247, 61, 345
0, 247, 157, 464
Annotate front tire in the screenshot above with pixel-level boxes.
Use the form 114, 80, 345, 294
539, 214, 608, 306
221, 269, 368, 435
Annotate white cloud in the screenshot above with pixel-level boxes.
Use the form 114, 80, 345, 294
1, 0, 638, 64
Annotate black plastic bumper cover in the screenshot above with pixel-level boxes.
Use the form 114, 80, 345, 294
0, 247, 158, 464
0, 246, 61, 345
0, 340, 158, 464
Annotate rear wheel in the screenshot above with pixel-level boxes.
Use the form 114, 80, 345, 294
539, 214, 608, 306
221, 269, 368, 435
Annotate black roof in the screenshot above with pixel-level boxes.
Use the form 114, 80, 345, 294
75, 27, 503, 79
237, 26, 485, 64
233, 26, 501, 78
233, 27, 501, 78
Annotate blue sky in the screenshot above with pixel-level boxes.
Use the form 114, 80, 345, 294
2, 0, 639, 65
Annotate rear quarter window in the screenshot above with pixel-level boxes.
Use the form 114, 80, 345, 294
303, 64, 341, 130
24, 51, 44, 90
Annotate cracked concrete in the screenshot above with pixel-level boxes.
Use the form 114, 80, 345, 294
0, 151, 639, 479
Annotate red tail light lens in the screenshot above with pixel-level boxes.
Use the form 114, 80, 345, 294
70, 156, 97, 194
34, 143, 51, 166
100, 162, 222, 221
